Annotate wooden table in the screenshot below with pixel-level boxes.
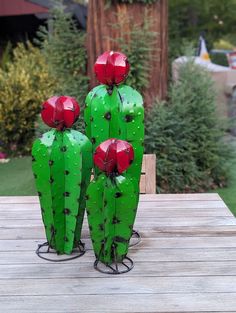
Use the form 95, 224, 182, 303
1, 193, 236, 312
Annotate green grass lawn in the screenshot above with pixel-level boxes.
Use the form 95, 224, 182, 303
1, 155, 236, 216
213, 137, 236, 216
214, 159, 236, 216
0, 157, 37, 196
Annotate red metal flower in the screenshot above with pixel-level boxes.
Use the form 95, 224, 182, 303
41, 96, 80, 130
94, 51, 130, 86
94, 139, 134, 175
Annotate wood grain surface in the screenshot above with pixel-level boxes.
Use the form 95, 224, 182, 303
0, 193, 236, 312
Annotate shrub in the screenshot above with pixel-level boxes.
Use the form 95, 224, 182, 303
0, 42, 54, 155
0, 41, 12, 71
145, 61, 231, 192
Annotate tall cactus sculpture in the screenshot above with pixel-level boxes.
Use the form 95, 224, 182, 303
32, 96, 92, 256
84, 51, 144, 214
86, 139, 136, 273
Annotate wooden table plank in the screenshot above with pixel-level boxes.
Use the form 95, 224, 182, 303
140, 193, 223, 201
0, 260, 236, 279
2, 248, 236, 264
0, 207, 232, 219
1, 236, 236, 252
0, 193, 235, 313
1, 293, 236, 312
0, 193, 222, 203
0, 200, 228, 210
2, 226, 236, 240
1, 216, 236, 228
0, 203, 232, 218
1, 276, 236, 296
140, 200, 228, 209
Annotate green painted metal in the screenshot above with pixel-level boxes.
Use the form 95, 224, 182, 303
32, 129, 92, 255
85, 84, 144, 205
86, 173, 136, 265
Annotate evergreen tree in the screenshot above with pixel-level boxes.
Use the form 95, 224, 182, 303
145, 61, 231, 192
36, 5, 88, 131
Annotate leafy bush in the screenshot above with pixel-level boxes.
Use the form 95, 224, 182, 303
0, 42, 54, 155
0, 41, 12, 71
34, 115, 50, 139
145, 61, 231, 192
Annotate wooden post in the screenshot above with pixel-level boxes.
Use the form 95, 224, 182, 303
87, 0, 168, 106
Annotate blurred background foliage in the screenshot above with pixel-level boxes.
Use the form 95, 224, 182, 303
169, 0, 236, 62
0, 42, 54, 155
111, 11, 157, 93
0, 5, 88, 154
145, 61, 232, 192
36, 6, 88, 132
36, 7, 88, 105
0, 0, 236, 196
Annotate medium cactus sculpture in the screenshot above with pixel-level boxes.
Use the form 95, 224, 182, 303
32, 96, 92, 256
84, 51, 144, 211
86, 139, 136, 273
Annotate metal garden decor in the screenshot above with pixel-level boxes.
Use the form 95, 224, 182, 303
85, 51, 144, 246
32, 96, 92, 261
86, 139, 136, 273
32, 51, 144, 274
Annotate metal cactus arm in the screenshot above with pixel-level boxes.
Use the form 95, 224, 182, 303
32, 130, 56, 248
72, 130, 93, 246
117, 84, 144, 197
86, 174, 107, 260
32, 96, 92, 255
85, 85, 121, 148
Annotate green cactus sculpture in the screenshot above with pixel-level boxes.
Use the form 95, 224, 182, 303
85, 52, 144, 211
32, 96, 92, 255
86, 139, 136, 269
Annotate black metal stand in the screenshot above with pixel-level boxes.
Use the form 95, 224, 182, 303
94, 242, 134, 275
129, 229, 141, 247
94, 256, 134, 275
35, 240, 85, 262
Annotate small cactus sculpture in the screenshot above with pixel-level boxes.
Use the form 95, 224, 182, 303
32, 96, 92, 255
85, 51, 144, 210
86, 139, 136, 266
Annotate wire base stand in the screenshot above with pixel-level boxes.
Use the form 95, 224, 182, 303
94, 256, 134, 275
129, 229, 141, 247
94, 242, 134, 275
35, 240, 85, 262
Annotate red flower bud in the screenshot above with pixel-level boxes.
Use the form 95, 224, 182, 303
94, 51, 130, 86
94, 139, 134, 175
41, 96, 80, 131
